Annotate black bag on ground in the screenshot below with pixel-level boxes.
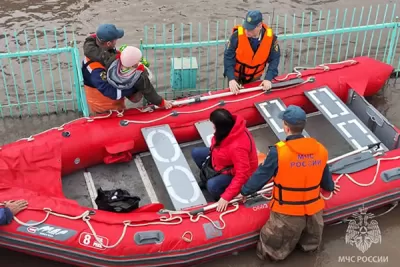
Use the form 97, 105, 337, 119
199, 154, 233, 185
95, 187, 141, 213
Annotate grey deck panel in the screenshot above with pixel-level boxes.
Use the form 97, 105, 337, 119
195, 120, 214, 148
255, 98, 310, 141
304, 86, 386, 151
141, 124, 207, 210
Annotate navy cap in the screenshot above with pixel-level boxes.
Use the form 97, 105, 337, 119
243, 10, 263, 30
96, 24, 124, 42
278, 105, 307, 125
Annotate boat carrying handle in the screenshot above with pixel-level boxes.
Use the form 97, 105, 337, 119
381, 167, 400, 183
134, 231, 165, 245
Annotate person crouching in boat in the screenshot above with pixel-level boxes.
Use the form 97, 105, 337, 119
191, 108, 258, 212
82, 24, 172, 114
106, 45, 173, 109
0, 200, 28, 225
223, 10, 281, 94
238, 105, 340, 262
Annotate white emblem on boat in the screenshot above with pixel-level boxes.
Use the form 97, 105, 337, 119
17, 221, 77, 241
345, 208, 381, 253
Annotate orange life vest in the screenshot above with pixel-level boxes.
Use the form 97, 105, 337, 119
270, 138, 328, 216
232, 23, 274, 83
82, 57, 125, 114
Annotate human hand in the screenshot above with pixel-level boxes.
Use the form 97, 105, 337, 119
260, 80, 272, 91
229, 80, 242, 95
236, 193, 247, 203
163, 100, 173, 109
333, 182, 340, 194
216, 198, 229, 212
4, 200, 28, 216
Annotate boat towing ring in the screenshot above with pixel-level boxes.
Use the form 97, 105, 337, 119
182, 231, 193, 243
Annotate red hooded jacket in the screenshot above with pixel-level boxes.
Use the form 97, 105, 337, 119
210, 115, 258, 201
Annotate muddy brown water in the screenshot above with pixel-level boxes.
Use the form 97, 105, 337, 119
1, 0, 400, 266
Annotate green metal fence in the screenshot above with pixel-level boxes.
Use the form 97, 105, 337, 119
140, 3, 400, 100
0, 4, 399, 119
0, 27, 88, 118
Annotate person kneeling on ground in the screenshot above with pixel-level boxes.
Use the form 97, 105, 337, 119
238, 105, 340, 262
82, 25, 172, 113
0, 200, 28, 225
191, 108, 258, 212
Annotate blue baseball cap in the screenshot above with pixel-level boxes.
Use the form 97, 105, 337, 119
278, 105, 307, 125
243, 10, 263, 30
96, 24, 124, 42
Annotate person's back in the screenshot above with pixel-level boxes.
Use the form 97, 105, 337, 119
271, 137, 327, 216
239, 105, 339, 262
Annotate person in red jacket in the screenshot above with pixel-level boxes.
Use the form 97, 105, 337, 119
191, 108, 258, 212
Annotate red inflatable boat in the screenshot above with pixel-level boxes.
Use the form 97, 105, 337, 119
0, 56, 399, 267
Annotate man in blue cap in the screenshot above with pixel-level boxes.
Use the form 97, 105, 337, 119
84, 24, 125, 69
224, 10, 281, 94
238, 105, 339, 262
81, 24, 133, 113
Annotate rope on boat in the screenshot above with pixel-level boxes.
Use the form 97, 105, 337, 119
1, 201, 239, 249
274, 59, 357, 82
2, 154, 399, 248
122, 76, 314, 125
321, 154, 400, 200
256, 153, 400, 201
0, 59, 357, 147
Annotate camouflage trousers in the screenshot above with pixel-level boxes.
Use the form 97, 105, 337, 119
256, 210, 324, 261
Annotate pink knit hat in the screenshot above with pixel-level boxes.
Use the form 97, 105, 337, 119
120, 46, 142, 67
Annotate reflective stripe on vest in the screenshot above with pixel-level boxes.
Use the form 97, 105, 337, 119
232, 23, 274, 83
83, 56, 105, 73
270, 138, 327, 216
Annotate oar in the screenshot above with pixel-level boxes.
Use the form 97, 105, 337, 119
189, 184, 273, 215
189, 141, 381, 215
144, 78, 305, 111
170, 78, 304, 107
327, 142, 381, 164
